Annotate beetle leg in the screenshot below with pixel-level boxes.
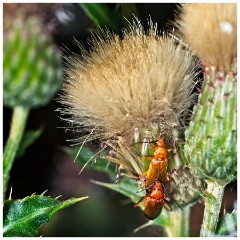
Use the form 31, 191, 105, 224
149, 143, 155, 150
134, 196, 149, 208
167, 148, 172, 152
166, 173, 172, 183
163, 201, 172, 211
164, 194, 171, 202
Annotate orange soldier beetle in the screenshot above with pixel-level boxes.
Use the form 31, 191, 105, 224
135, 136, 177, 219
141, 137, 172, 189
134, 180, 172, 220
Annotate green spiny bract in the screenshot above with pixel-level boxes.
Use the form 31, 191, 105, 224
166, 166, 206, 209
184, 66, 237, 186
3, 12, 62, 109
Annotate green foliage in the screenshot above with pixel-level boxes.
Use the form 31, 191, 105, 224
80, 3, 123, 33
184, 69, 237, 185
92, 179, 171, 228
3, 3, 237, 237
184, 67, 237, 237
63, 144, 115, 178
16, 126, 43, 158
3, 195, 88, 237
67, 144, 172, 228
3, 7, 88, 237
216, 210, 237, 236
65, 143, 201, 231
92, 178, 140, 204
118, 3, 139, 27
3, 15, 62, 109
165, 165, 207, 209
3, 106, 29, 198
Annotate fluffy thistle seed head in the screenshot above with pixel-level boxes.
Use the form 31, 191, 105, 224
176, 3, 237, 72
60, 20, 198, 144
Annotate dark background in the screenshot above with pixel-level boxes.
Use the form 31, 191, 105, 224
3, 3, 237, 237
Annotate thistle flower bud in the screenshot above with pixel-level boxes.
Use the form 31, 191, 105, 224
3, 4, 62, 108
184, 67, 237, 185
177, 4, 237, 185
166, 166, 207, 209
59, 20, 199, 145
176, 3, 237, 72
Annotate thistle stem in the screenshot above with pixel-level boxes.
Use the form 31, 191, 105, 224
200, 181, 225, 237
165, 207, 190, 237
3, 106, 29, 199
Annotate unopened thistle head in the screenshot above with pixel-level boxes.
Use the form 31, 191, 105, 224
3, 3, 62, 109
178, 4, 237, 184
59, 20, 198, 145
176, 3, 237, 72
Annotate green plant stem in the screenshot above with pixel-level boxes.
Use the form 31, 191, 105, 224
165, 207, 190, 237
3, 106, 29, 199
200, 181, 225, 237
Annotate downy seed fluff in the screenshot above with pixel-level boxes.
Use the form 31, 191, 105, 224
60, 21, 198, 144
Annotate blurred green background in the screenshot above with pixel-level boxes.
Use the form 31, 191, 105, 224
3, 3, 236, 237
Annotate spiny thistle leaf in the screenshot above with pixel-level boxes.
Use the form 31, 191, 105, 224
3, 195, 88, 237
